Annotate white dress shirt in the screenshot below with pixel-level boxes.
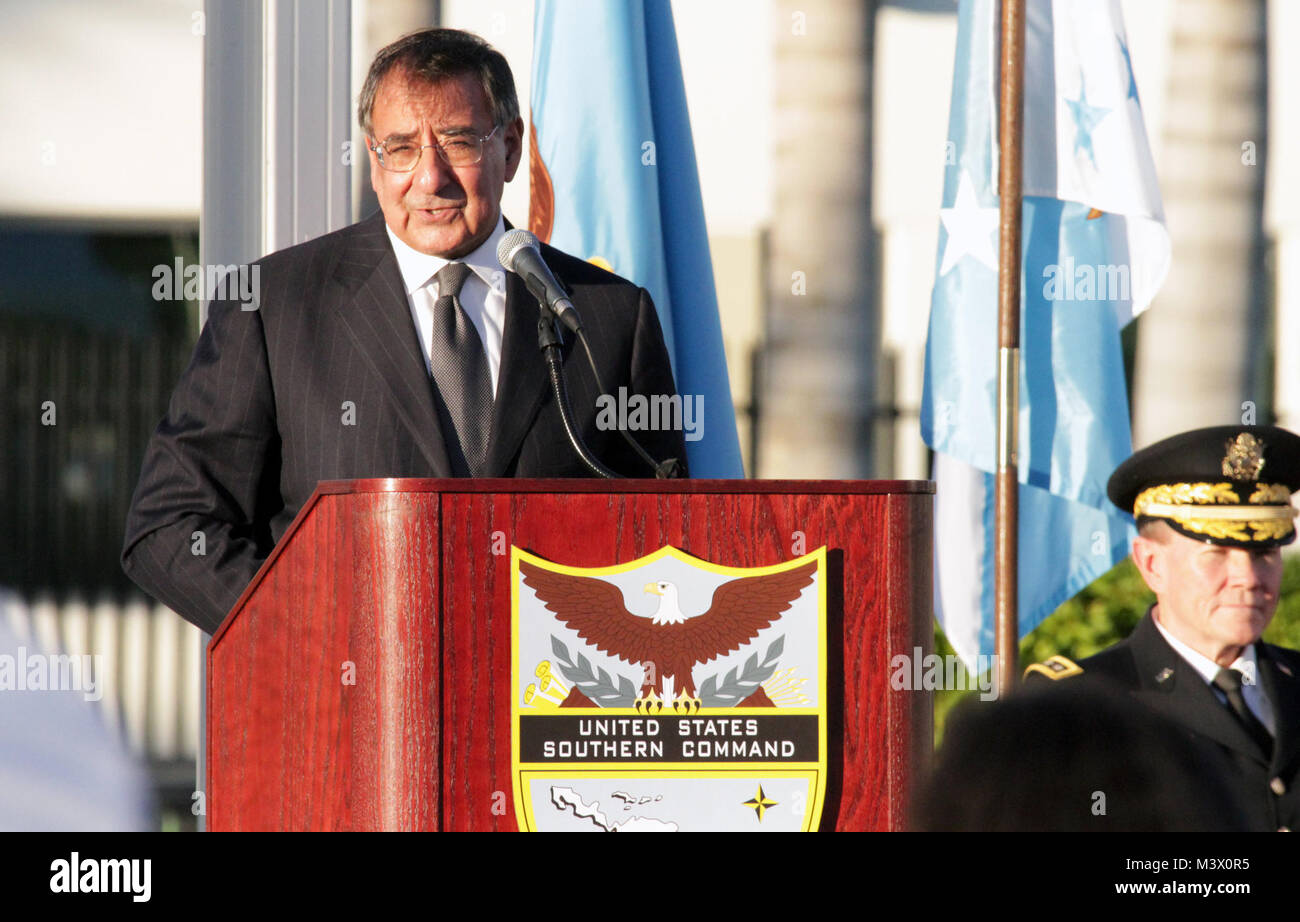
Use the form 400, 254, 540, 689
385, 216, 508, 395
1152, 609, 1276, 735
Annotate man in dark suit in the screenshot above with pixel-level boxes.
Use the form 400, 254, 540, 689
1026, 425, 1300, 831
122, 29, 686, 634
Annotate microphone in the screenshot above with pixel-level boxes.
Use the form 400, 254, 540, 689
498, 228, 682, 479
496, 229, 584, 333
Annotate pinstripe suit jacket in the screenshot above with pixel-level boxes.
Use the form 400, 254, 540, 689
122, 211, 686, 634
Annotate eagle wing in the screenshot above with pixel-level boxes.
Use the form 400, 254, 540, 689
674, 560, 817, 666
518, 560, 661, 666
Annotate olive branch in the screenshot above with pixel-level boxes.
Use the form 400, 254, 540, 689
698, 635, 785, 708
550, 635, 637, 708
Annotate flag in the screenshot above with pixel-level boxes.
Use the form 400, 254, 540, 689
529, 0, 744, 478
920, 0, 1170, 668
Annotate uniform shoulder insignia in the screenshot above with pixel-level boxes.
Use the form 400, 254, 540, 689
1023, 655, 1083, 681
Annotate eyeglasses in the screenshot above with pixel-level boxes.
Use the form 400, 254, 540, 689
369, 125, 501, 172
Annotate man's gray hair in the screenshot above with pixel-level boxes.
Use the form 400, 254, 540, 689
358, 28, 520, 137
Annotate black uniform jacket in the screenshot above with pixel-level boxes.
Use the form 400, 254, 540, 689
1034, 611, 1300, 831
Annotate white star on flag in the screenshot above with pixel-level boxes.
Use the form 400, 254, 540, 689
938, 171, 1000, 276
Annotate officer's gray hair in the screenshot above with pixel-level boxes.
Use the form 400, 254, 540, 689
1136, 517, 1172, 541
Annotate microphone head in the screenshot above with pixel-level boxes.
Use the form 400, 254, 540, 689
497, 228, 540, 272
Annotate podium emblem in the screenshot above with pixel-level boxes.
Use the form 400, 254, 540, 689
511, 545, 828, 831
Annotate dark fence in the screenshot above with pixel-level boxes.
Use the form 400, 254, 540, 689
0, 225, 197, 599
0, 313, 192, 595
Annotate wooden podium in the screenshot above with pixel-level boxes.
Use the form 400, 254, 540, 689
207, 478, 933, 831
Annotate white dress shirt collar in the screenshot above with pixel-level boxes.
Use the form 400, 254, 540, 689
1151, 607, 1274, 733
384, 215, 507, 295
1151, 608, 1259, 685
383, 215, 509, 396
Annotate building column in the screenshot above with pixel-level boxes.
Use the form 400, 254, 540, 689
756, 0, 878, 478
1133, 0, 1267, 443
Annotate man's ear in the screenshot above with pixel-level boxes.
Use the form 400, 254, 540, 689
366, 138, 382, 195
1131, 533, 1166, 594
503, 116, 525, 182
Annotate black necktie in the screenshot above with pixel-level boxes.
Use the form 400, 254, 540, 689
428, 262, 492, 476
1212, 667, 1274, 757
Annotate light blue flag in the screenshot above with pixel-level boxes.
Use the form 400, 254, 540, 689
920, 0, 1170, 669
530, 0, 744, 478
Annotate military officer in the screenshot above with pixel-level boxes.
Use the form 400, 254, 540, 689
1026, 425, 1300, 831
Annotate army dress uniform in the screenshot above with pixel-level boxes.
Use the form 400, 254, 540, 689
1027, 426, 1300, 831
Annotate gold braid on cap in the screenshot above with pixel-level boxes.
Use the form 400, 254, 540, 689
1134, 482, 1296, 543
1250, 483, 1292, 504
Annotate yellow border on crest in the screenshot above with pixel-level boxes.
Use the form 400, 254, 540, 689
510, 544, 829, 832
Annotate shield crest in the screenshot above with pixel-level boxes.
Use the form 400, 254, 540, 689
511, 545, 828, 831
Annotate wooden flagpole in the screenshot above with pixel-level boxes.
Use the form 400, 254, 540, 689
995, 0, 1025, 697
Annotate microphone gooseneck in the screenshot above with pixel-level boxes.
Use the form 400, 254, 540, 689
497, 229, 683, 479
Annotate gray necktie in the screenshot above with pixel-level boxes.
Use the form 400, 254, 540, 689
1212, 667, 1274, 758
428, 261, 492, 476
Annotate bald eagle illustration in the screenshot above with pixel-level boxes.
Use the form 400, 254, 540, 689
519, 559, 816, 712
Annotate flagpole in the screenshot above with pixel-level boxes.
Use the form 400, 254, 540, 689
995, 0, 1025, 697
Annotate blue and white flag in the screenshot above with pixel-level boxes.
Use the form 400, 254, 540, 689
920, 0, 1169, 668
529, 0, 744, 478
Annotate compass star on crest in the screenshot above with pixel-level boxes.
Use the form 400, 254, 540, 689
743, 785, 778, 822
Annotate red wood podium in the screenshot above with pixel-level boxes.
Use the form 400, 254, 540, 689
207, 478, 933, 831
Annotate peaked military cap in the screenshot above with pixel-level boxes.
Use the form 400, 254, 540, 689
1107, 425, 1300, 548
